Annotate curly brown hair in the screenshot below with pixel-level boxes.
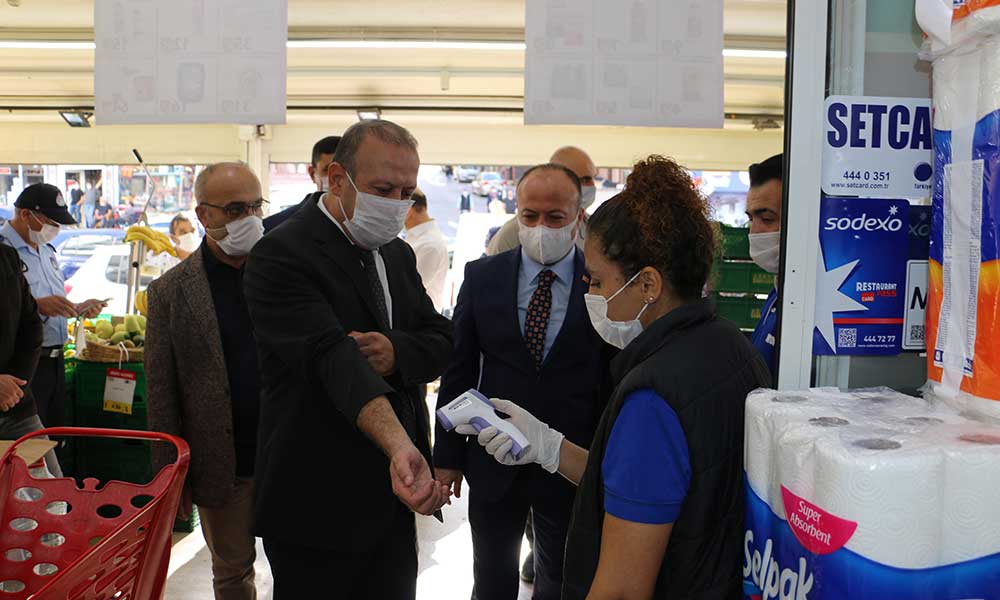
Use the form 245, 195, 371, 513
588, 155, 716, 300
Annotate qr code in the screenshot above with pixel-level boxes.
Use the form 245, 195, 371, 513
910, 325, 925, 342
838, 328, 858, 348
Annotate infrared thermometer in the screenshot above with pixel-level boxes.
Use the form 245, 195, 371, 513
436, 390, 531, 460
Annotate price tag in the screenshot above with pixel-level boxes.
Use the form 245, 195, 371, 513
103, 369, 137, 415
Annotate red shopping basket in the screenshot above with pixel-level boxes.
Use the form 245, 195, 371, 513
0, 427, 189, 600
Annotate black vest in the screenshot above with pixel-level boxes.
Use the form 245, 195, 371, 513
563, 299, 771, 599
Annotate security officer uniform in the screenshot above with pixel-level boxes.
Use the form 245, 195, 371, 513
0, 184, 77, 430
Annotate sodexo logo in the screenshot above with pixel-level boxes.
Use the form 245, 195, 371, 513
824, 205, 904, 232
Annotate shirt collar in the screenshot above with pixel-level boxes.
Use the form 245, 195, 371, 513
520, 245, 577, 285
0, 222, 31, 251
406, 220, 438, 239
316, 193, 355, 247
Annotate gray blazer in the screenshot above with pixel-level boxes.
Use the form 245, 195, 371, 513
145, 247, 237, 508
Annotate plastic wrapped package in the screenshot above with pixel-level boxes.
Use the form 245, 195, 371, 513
923, 30, 1000, 420
743, 387, 1000, 599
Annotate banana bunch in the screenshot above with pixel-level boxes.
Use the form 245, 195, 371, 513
126, 225, 177, 257
134, 290, 148, 316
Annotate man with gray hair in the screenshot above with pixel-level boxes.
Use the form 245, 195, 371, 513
244, 120, 453, 599
434, 164, 610, 600
146, 162, 267, 600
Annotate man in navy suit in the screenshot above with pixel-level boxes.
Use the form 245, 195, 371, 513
434, 164, 609, 600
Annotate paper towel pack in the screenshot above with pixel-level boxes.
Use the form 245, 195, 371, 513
743, 387, 1000, 600
925, 18, 1000, 420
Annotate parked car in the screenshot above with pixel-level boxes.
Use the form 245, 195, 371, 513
472, 171, 504, 196
456, 165, 481, 183
0, 206, 12, 226
64, 244, 157, 316
52, 228, 126, 279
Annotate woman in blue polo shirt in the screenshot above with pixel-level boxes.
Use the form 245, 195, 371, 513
462, 156, 771, 599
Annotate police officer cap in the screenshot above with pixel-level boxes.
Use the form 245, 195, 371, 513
14, 183, 77, 226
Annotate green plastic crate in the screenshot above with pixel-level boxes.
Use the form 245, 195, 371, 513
720, 224, 750, 259
73, 360, 148, 430
74, 437, 153, 486
174, 507, 201, 533
713, 261, 775, 295
714, 294, 766, 330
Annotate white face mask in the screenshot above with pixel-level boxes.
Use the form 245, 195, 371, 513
340, 171, 413, 250
315, 167, 329, 193
28, 213, 60, 246
177, 232, 201, 253
749, 231, 781, 274
581, 186, 597, 210
518, 219, 578, 265
585, 271, 649, 349
209, 215, 264, 257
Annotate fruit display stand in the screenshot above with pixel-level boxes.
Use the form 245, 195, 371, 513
712, 224, 770, 331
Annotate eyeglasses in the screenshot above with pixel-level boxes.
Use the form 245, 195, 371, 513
200, 198, 269, 219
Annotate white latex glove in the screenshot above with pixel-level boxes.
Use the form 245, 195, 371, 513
455, 398, 564, 473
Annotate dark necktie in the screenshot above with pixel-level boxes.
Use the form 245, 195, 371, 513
524, 270, 555, 370
358, 249, 416, 438
359, 250, 390, 331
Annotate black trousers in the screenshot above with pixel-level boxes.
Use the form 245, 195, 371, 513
469, 470, 574, 600
30, 353, 66, 429
263, 510, 417, 600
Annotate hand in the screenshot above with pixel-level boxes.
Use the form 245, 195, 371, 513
349, 331, 396, 376
36, 296, 78, 318
461, 399, 565, 474
0, 375, 26, 412
176, 484, 193, 522
390, 444, 452, 515
76, 299, 108, 319
435, 467, 464, 499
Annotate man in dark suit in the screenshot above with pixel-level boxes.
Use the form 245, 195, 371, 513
434, 164, 609, 600
244, 120, 453, 600
263, 135, 340, 233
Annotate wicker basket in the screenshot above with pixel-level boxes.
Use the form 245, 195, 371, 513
78, 341, 144, 364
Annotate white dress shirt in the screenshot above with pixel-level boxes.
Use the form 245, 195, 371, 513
405, 220, 449, 312
317, 194, 393, 327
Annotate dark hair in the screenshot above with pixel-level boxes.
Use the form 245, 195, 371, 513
333, 120, 418, 175
311, 136, 341, 168
411, 188, 427, 211
516, 163, 582, 209
169, 214, 191, 236
749, 153, 783, 188
588, 155, 716, 301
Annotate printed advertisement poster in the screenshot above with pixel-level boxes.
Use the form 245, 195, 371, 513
903, 205, 931, 351
822, 96, 934, 198
813, 196, 910, 356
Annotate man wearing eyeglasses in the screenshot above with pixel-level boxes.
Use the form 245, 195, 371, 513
146, 162, 267, 600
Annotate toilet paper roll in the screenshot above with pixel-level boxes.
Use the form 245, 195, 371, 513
941, 427, 1000, 564
768, 420, 851, 519
745, 390, 848, 507
812, 431, 945, 569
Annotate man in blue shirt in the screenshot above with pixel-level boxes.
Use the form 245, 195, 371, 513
0, 184, 106, 449
746, 154, 783, 384
434, 164, 609, 600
